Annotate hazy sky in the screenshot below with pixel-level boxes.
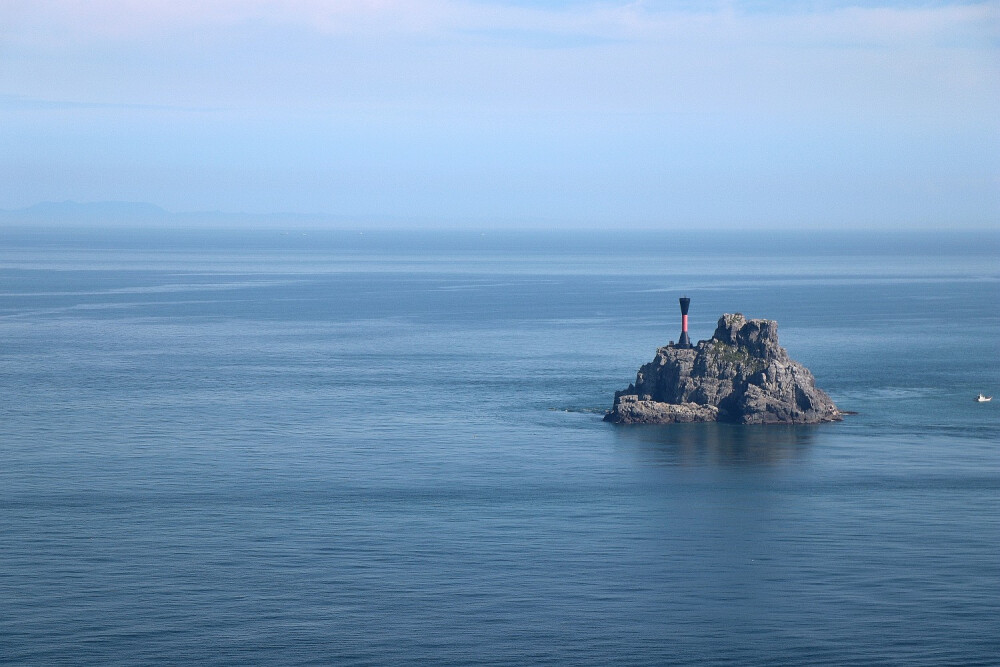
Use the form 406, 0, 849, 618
1, 0, 997, 228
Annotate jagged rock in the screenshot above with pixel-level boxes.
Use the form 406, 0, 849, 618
605, 313, 841, 425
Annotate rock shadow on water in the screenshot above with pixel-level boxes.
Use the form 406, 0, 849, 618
611, 421, 818, 467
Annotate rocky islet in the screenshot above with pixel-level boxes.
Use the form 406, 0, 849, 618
605, 312, 842, 425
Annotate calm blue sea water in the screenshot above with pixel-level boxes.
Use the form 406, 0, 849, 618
1, 227, 998, 666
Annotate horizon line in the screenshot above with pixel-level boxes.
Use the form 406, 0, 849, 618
1, 199, 997, 234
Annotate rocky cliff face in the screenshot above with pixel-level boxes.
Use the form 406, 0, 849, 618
605, 313, 841, 425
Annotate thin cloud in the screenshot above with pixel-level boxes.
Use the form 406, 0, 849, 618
1, 0, 994, 118
3, 0, 993, 45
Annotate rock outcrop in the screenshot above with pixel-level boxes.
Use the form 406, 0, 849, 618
605, 313, 841, 425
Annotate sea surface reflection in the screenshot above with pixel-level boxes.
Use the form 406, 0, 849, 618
611, 421, 819, 467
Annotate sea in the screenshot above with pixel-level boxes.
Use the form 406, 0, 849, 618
1, 226, 998, 666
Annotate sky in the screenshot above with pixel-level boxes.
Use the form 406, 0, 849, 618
0, 0, 997, 229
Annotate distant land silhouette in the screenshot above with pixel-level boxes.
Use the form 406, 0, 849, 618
12, 200, 171, 222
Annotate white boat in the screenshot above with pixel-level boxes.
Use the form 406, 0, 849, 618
976, 393, 992, 402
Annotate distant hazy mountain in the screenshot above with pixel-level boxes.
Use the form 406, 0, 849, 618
1, 200, 172, 225
0, 200, 337, 228
0, 201, 452, 229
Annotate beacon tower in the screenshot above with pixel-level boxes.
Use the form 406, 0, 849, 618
677, 297, 692, 348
